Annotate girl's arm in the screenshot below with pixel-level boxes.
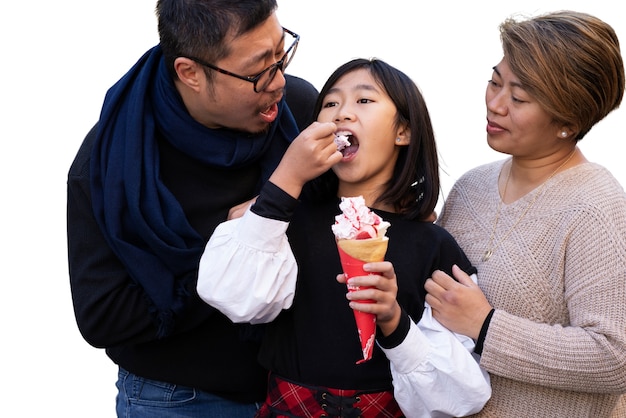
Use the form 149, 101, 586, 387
197, 205, 298, 324
341, 267, 491, 417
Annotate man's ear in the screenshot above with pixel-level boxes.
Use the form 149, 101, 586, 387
174, 57, 203, 92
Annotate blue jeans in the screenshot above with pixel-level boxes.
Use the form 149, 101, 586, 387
115, 367, 261, 418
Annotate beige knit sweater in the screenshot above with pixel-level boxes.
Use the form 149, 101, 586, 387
438, 160, 626, 418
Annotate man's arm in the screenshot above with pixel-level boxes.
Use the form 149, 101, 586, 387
67, 126, 214, 348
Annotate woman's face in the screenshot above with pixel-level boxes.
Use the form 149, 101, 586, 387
317, 68, 408, 197
485, 58, 563, 159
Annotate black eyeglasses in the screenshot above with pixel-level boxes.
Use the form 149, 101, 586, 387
182, 27, 299, 93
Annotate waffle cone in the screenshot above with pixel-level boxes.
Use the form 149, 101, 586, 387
336, 237, 388, 262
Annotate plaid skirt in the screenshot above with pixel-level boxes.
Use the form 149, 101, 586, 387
255, 373, 404, 418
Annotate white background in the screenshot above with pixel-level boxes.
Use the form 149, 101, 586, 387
1, 1, 624, 416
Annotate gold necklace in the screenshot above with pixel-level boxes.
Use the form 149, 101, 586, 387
482, 150, 576, 262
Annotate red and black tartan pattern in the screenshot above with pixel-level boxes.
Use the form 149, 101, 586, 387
255, 373, 404, 418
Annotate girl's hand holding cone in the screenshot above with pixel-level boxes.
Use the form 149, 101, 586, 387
336, 261, 402, 338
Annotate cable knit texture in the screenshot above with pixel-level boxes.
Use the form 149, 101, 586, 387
438, 160, 626, 418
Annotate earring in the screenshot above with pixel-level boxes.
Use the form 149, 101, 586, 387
396, 137, 401, 143
560, 131, 568, 138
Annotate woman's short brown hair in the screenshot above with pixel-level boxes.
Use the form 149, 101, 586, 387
500, 11, 624, 140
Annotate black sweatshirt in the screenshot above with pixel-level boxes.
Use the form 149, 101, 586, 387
66, 75, 318, 403
256, 194, 477, 390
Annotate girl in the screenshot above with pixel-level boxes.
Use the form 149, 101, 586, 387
198, 59, 491, 417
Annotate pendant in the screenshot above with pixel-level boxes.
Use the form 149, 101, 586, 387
482, 249, 493, 262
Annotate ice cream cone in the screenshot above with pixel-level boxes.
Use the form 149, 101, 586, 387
337, 237, 388, 262
336, 238, 388, 363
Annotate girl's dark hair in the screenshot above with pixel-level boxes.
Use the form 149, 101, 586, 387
307, 58, 440, 221
156, 0, 277, 79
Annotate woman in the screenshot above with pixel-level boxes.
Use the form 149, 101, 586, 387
198, 58, 491, 417
425, 11, 626, 417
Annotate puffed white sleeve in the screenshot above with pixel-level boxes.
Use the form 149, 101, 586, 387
379, 276, 491, 418
196, 208, 297, 324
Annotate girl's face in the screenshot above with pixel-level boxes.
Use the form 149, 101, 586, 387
317, 68, 409, 199
485, 58, 564, 159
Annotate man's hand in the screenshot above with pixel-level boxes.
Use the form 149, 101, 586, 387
227, 197, 257, 220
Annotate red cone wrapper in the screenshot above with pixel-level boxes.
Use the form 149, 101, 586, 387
337, 243, 386, 364
332, 196, 390, 364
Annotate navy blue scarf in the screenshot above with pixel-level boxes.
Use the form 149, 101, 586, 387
90, 45, 298, 337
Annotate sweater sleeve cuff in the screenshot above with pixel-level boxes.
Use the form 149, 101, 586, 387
377, 310, 411, 349
474, 308, 495, 355
251, 181, 299, 221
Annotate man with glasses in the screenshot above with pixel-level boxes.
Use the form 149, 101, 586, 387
181, 27, 300, 94
67, 1, 341, 417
